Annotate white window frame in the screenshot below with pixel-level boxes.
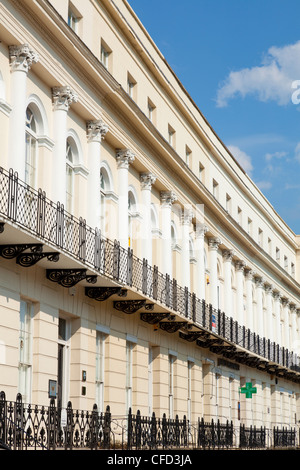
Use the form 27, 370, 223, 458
19, 301, 33, 404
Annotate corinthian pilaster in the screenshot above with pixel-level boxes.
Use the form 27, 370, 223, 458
116, 149, 135, 169
87, 120, 109, 143
9, 44, 39, 73
52, 86, 78, 112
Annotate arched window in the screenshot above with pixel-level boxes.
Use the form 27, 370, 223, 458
25, 107, 37, 187
100, 166, 111, 232
128, 189, 137, 248
66, 139, 75, 213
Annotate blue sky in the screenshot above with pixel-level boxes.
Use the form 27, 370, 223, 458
127, 0, 300, 234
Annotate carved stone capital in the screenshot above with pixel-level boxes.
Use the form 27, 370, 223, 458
195, 224, 208, 239
160, 191, 177, 208
140, 172, 157, 190
235, 260, 246, 272
245, 269, 254, 281
116, 149, 135, 169
9, 44, 39, 73
223, 249, 234, 261
255, 276, 265, 288
208, 237, 221, 251
87, 120, 109, 142
52, 86, 78, 112
181, 208, 193, 225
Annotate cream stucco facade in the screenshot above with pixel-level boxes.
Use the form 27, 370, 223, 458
0, 0, 300, 433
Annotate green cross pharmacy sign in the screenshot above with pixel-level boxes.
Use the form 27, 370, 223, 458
240, 382, 257, 398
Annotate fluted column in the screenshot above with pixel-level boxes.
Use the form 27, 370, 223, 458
140, 173, 156, 264
9, 44, 39, 179
245, 269, 254, 331
282, 299, 290, 348
116, 149, 135, 249
255, 276, 264, 337
181, 208, 193, 291
86, 120, 109, 229
235, 261, 245, 325
273, 291, 282, 345
265, 284, 274, 342
160, 191, 177, 276
52, 86, 78, 205
208, 237, 221, 310
223, 250, 234, 318
194, 224, 208, 300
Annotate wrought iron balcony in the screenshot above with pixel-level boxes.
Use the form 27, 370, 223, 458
0, 167, 300, 382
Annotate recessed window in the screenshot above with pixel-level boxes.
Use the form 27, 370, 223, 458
168, 124, 176, 147
226, 193, 231, 214
199, 162, 205, 183
247, 218, 252, 235
212, 179, 219, 200
237, 207, 242, 225
276, 247, 280, 261
258, 228, 263, 247
68, 3, 82, 33
185, 146, 192, 166
147, 98, 156, 123
127, 73, 137, 100
100, 40, 112, 70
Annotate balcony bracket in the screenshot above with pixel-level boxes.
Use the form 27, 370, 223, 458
140, 312, 171, 324
46, 269, 97, 287
159, 321, 188, 333
114, 300, 154, 314
16, 251, 59, 267
85, 286, 127, 301
0, 243, 43, 259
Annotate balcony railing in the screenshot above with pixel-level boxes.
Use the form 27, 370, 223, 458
0, 167, 300, 379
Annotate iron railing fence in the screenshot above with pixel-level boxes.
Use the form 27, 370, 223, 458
0, 391, 111, 450
197, 417, 234, 449
273, 426, 297, 448
1, 167, 300, 377
239, 424, 266, 449
127, 409, 190, 450
1, 392, 299, 450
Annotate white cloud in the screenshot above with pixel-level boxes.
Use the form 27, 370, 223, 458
227, 145, 253, 175
265, 151, 287, 161
256, 180, 272, 191
216, 41, 300, 107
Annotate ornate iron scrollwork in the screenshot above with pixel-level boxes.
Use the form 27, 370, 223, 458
16, 252, 59, 267
0, 243, 43, 259
114, 300, 148, 314
0, 223, 4, 233
85, 286, 127, 301
179, 331, 202, 342
159, 321, 188, 333
46, 269, 97, 287
140, 312, 170, 324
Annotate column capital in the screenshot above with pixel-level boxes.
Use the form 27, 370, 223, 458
245, 269, 254, 280
223, 249, 235, 261
281, 297, 290, 308
116, 149, 135, 169
181, 208, 193, 225
273, 290, 282, 301
87, 120, 109, 142
160, 190, 177, 207
52, 86, 78, 111
140, 172, 157, 190
255, 276, 265, 288
235, 260, 246, 272
195, 223, 208, 239
208, 237, 221, 251
264, 283, 273, 294
9, 44, 39, 73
